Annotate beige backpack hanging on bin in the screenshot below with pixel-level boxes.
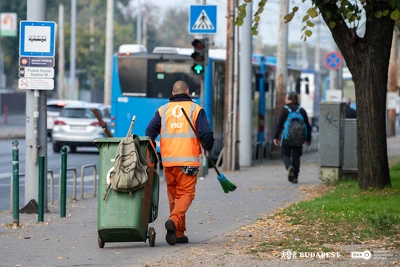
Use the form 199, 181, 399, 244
103, 116, 149, 200
110, 134, 148, 191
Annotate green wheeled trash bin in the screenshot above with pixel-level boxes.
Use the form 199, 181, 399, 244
94, 136, 159, 248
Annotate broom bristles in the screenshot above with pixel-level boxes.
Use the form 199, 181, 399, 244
217, 173, 237, 193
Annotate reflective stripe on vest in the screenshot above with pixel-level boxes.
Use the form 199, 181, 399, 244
158, 101, 202, 166
162, 156, 200, 163
160, 103, 197, 139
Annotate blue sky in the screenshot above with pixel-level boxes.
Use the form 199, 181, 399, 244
143, 0, 336, 48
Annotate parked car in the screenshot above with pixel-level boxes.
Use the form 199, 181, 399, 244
51, 103, 111, 153
47, 99, 86, 139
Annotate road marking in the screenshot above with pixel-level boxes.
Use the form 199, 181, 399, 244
0, 172, 11, 179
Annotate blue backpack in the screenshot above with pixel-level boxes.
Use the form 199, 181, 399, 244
281, 105, 307, 147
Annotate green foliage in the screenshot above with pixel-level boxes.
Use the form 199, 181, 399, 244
235, 0, 268, 36
2, 1, 189, 96
235, 0, 400, 39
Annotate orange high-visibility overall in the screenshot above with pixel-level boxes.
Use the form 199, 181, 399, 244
158, 101, 202, 238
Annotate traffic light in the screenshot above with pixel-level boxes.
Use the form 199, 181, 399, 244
191, 38, 208, 75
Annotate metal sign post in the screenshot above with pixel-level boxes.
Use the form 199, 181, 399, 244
20, 7, 57, 210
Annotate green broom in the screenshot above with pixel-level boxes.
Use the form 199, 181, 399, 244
181, 108, 237, 193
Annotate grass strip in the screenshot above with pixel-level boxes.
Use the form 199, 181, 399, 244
252, 162, 400, 254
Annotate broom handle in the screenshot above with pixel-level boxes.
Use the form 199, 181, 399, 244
126, 115, 136, 137
92, 108, 113, 137
180, 108, 221, 176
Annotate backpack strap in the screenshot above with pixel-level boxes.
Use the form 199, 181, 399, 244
296, 106, 302, 113
132, 134, 149, 172
284, 105, 292, 112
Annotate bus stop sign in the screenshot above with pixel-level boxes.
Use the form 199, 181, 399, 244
19, 20, 57, 57
324, 51, 343, 70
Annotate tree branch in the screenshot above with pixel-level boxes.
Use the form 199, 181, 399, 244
316, 1, 359, 46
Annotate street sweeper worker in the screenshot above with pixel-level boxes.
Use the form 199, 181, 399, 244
145, 80, 214, 245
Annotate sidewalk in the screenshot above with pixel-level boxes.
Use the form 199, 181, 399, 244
1, 122, 399, 266
0, 149, 322, 266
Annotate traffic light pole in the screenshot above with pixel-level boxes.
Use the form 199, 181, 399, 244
198, 0, 208, 178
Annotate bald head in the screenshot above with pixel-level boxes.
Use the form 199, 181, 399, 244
172, 81, 189, 95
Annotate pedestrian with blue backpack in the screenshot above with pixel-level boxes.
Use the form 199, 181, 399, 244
273, 92, 312, 184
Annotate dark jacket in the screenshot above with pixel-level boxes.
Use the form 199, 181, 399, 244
274, 103, 312, 142
145, 93, 214, 151
345, 105, 357, 119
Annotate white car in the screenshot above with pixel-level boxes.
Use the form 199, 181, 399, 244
52, 103, 111, 153
47, 99, 86, 139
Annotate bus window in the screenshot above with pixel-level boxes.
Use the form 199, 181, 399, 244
148, 60, 201, 98
117, 57, 201, 98
118, 57, 147, 96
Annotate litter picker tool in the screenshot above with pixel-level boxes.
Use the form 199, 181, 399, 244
180, 108, 237, 193
102, 115, 136, 200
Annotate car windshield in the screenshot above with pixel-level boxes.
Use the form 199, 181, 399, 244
60, 108, 96, 119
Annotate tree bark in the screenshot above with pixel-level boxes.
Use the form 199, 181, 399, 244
318, 2, 393, 189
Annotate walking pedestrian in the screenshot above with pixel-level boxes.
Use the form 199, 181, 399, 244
145, 80, 214, 245
273, 92, 312, 183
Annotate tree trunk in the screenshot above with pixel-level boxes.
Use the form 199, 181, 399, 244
326, 7, 393, 189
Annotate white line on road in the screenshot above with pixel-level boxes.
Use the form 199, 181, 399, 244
0, 172, 12, 179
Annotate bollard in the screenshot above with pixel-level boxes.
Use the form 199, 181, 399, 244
38, 156, 45, 222
60, 146, 67, 218
12, 140, 19, 225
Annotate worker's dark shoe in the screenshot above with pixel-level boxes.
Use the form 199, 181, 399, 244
292, 177, 298, 184
165, 219, 176, 245
288, 166, 295, 182
176, 235, 189, 244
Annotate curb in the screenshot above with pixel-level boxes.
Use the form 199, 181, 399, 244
0, 130, 26, 140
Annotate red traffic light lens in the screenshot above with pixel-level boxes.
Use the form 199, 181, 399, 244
192, 39, 205, 50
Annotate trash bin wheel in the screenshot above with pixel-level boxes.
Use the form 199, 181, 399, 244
98, 235, 105, 248
148, 227, 156, 247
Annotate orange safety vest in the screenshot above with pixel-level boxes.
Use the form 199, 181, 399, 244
158, 101, 202, 167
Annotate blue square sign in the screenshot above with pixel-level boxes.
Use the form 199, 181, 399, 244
189, 5, 217, 34
19, 21, 57, 57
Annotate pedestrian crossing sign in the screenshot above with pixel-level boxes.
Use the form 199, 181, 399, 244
189, 5, 217, 34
